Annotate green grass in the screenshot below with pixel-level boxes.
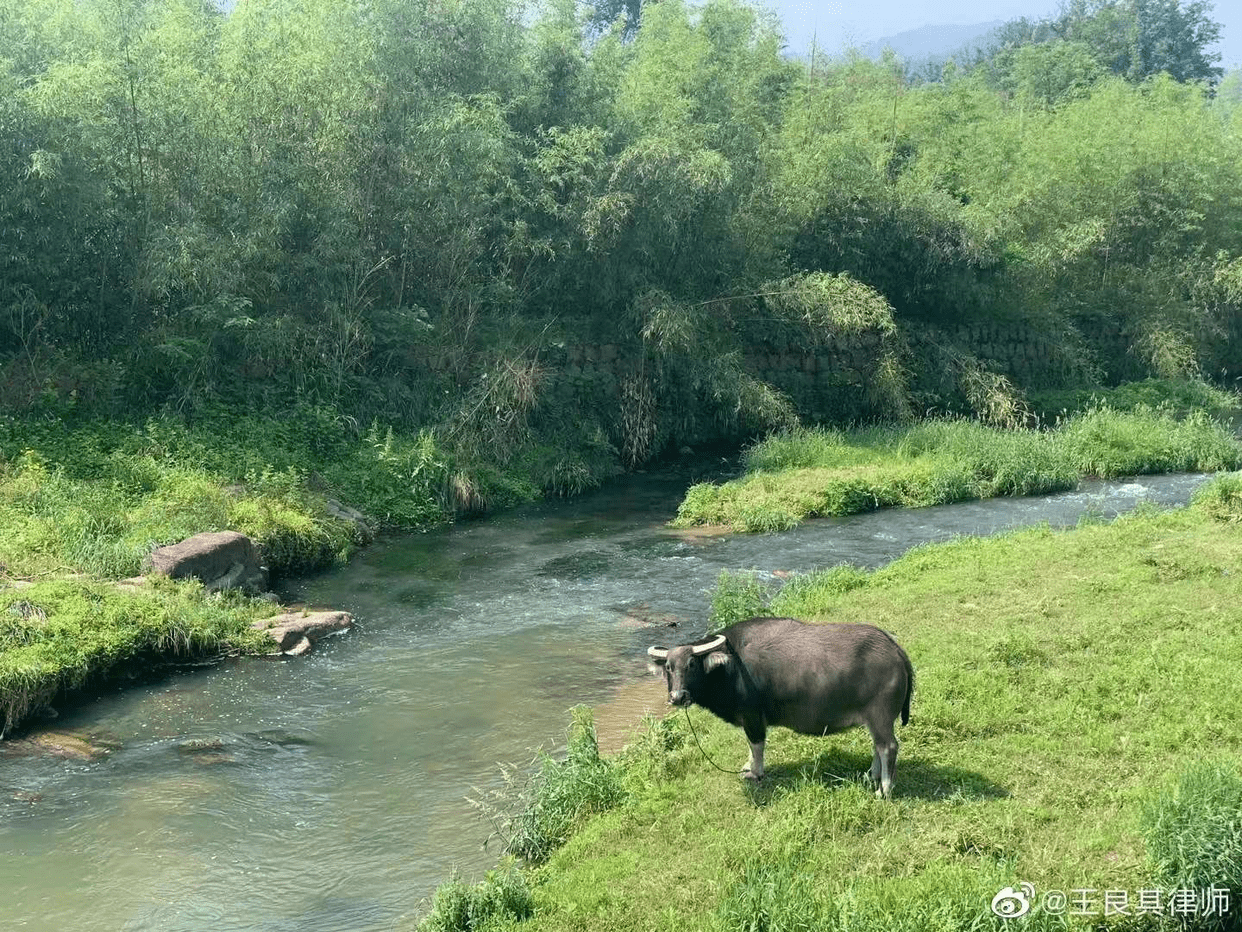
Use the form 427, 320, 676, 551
425, 477, 1242, 931
0, 577, 272, 735
1029, 378, 1242, 425
1142, 762, 1242, 927
0, 403, 627, 583
673, 405, 1242, 532
473, 707, 629, 868
0, 409, 461, 581
0, 450, 360, 580
417, 866, 534, 932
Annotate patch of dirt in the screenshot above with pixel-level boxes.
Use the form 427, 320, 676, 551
593, 677, 670, 754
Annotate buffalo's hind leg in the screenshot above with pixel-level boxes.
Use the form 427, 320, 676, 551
866, 719, 899, 800
865, 748, 882, 790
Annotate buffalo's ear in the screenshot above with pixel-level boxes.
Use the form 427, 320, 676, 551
704, 651, 731, 673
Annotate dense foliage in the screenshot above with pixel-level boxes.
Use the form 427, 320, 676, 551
2, 0, 1240, 497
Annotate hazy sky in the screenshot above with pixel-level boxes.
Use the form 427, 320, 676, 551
765, 0, 1242, 68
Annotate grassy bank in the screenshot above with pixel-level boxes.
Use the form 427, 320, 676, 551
0, 409, 453, 735
0, 408, 500, 582
1027, 378, 1242, 425
674, 400, 1242, 533
0, 578, 273, 736
421, 475, 1242, 931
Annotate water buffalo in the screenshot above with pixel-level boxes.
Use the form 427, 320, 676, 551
648, 616, 914, 798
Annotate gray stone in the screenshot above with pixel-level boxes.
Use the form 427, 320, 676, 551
251, 610, 353, 654
146, 532, 267, 594
325, 498, 375, 544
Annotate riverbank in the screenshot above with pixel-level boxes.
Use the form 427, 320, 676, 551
421, 474, 1242, 932
0, 408, 426, 737
3, 380, 1239, 741
673, 384, 1242, 533
0, 578, 277, 737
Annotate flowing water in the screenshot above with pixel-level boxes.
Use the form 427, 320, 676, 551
0, 469, 1214, 931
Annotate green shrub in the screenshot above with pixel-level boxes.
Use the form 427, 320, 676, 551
1141, 761, 1242, 923
505, 708, 627, 865
709, 570, 773, 630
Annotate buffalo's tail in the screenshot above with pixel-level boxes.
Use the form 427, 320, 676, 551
900, 650, 915, 726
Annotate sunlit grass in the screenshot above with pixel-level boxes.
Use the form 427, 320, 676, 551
0, 577, 272, 735
674, 405, 1242, 532
460, 481, 1242, 931
0, 453, 357, 580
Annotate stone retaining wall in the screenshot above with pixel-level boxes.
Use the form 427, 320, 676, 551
412, 319, 1237, 449
533, 322, 1151, 431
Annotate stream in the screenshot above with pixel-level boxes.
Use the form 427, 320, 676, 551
0, 469, 1214, 931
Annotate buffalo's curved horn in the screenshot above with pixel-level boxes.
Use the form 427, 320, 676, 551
647, 646, 669, 660
690, 634, 727, 655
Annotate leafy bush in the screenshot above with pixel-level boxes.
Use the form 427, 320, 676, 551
417, 867, 533, 932
504, 707, 627, 865
1141, 761, 1242, 927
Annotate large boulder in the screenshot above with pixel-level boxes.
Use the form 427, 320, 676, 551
326, 498, 375, 544
145, 531, 267, 594
251, 610, 352, 655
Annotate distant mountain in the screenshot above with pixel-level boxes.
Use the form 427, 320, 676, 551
852, 12, 1242, 74
861, 20, 1004, 63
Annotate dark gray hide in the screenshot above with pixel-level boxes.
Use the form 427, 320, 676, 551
648, 616, 914, 798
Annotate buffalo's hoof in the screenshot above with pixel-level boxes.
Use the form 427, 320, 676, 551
742, 769, 763, 782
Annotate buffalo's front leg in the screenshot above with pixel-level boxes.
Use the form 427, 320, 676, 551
742, 717, 766, 781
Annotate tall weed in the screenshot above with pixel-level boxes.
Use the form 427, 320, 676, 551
498, 708, 627, 865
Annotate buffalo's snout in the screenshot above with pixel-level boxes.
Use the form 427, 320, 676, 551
668, 689, 691, 706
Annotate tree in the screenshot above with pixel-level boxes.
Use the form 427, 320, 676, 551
981, 0, 1224, 91
1127, 0, 1223, 83
1009, 40, 1104, 107
587, 0, 643, 41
